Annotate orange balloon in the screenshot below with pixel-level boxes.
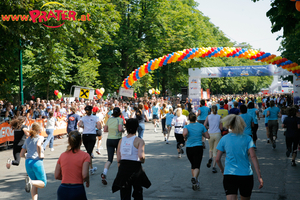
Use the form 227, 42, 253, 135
296, 1, 300, 11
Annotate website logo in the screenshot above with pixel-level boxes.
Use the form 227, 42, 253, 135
1, 2, 91, 28
208, 73, 217, 76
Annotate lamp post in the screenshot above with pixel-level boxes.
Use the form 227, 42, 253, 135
19, 39, 24, 105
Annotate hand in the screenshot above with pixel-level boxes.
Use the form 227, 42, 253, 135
258, 177, 263, 189
86, 181, 90, 188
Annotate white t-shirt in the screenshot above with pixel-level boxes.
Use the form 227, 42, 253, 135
46, 117, 56, 129
171, 115, 187, 134
81, 115, 99, 134
207, 114, 221, 134
122, 110, 131, 119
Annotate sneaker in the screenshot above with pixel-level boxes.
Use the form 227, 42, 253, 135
164, 137, 167, 141
286, 149, 291, 158
91, 153, 94, 159
101, 173, 107, 185
6, 158, 12, 169
179, 146, 184, 154
156, 122, 159, 128
267, 139, 270, 144
212, 167, 217, 173
191, 178, 197, 191
154, 129, 157, 132
203, 143, 206, 149
272, 141, 276, 149
291, 160, 297, 166
25, 176, 31, 193
96, 149, 101, 155
207, 158, 212, 168
50, 148, 54, 152
166, 140, 169, 144
90, 167, 97, 175
178, 153, 181, 158
196, 182, 200, 191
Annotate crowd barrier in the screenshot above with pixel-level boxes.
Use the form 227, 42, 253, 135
0, 117, 67, 144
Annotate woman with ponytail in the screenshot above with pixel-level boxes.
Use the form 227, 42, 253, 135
20, 122, 47, 200
55, 131, 90, 200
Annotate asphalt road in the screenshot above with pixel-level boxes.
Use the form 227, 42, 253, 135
1, 118, 300, 200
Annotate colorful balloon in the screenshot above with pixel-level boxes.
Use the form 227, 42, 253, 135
54, 90, 59, 96
57, 92, 62, 99
96, 89, 101, 95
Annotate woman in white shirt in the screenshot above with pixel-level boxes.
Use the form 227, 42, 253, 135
171, 108, 187, 158
43, 111, 58, 151
204, 105, 222, 173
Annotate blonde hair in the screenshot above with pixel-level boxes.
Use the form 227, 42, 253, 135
169, 107, 173, 113
176, 108, 182, 117
221, 114, 245, 134
30, 122, 42, 138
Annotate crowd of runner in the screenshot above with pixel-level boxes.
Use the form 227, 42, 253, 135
2, 92, 298, 200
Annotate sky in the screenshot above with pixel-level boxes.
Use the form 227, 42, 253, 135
195, 0, 283, 56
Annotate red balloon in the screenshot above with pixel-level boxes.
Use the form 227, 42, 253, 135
54, 90, 59, 96
96, 89, 101, 95
282, 90, 284, 92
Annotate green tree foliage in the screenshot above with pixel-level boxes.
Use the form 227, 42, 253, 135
1, 0, 274, 102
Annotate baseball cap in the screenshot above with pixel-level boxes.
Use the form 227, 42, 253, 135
92, 106, 99, 113
47, 105, 52, 109
113, 107, 121, 114
84, 106, 93, 111
220, 101, 224, 106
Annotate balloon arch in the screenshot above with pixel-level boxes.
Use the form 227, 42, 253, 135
121, 47, 299, 89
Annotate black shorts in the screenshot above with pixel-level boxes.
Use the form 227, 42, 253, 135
186, 146, 203, 169
223, 175, 254, 197
175, 133, 185, 149
82, 134, 96, 156
96, 129, 102, 137
197, 120, 205, 125
152, 114, 159, 120
106, 139, 120, 163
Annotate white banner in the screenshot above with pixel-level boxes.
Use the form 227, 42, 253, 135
74, 87, 94, 100
294, 76, 300, 106
119, 87, 134, 97
189, 77, 201, 99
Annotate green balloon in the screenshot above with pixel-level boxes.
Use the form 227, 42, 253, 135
57, 92, 62, 99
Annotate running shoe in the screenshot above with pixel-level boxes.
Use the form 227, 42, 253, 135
267, 139, 270, 144
166, 140, 169, 144
196, 182, 200, 191
191, 178, 197, 191
212, 167, 217, 173
50, 148, 54, 152
101, 173, 107, 185
272, 141, 276, 149
179, 146, 184, 154
90, 167, 97, 175
206, 158, 212, 168
6, 158, 12, 169
178, 152, 181, 158
286, 149, 291, 158
25, 176, 32, 193
291, 160, 297, 166
156, 122, 159, 127
96, 149, 101, 155
91, 153, 94, 158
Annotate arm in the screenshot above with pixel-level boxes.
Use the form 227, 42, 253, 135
37, 137, 44, 159
54, 163, 62, 180
256, 110, 260, 120
82, 161, 90, 187
249, 147, 263, 189
144, 111, 149, 122
267, 110, 270, 117
219, 122, 223, 131
20, 148, 26, 158
182, 128, 188, 138
197, 109, 201, 117
118, 124, 124, 132
138, 139, 145, 163
78, 120, 83, 128
203, 131, 210, 139
216, 150, 224, 174
96, 121, 101, 130
117, 139, 122, 167
204, 117, 208, 129
104, 125, 108, 132
22, 128, 30, 137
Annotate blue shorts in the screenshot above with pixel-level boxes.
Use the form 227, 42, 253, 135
25, 159, 47, 186
265, 123, 268, 127
153, 114, 159, 119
